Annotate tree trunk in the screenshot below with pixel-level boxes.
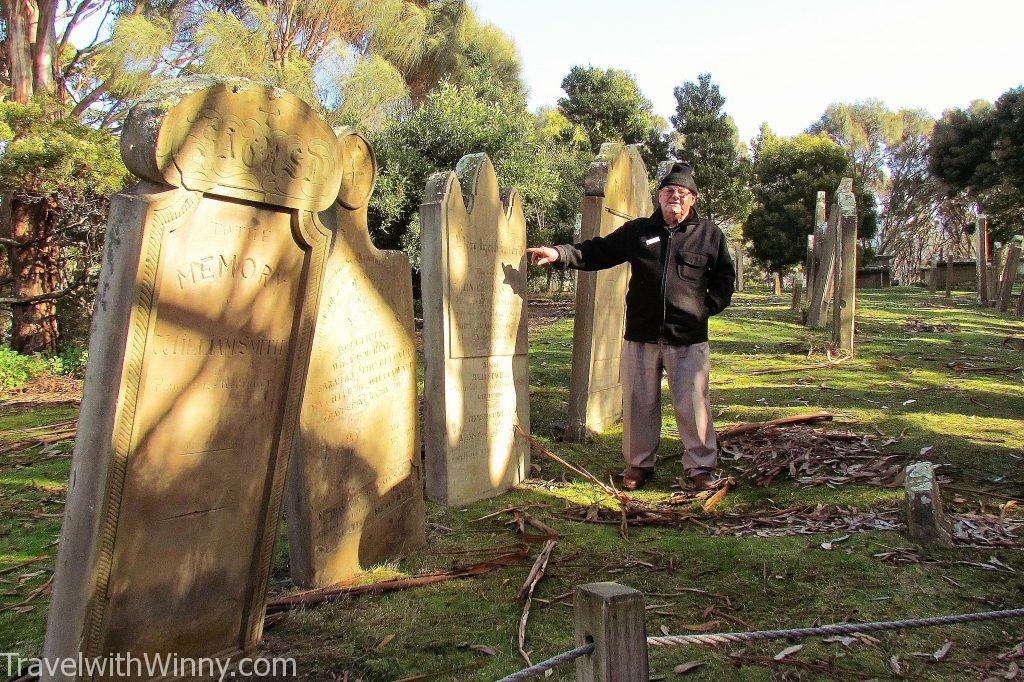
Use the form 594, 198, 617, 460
1, 194, 60, 353
33, 0, 58, 95
4, 0, 36, 103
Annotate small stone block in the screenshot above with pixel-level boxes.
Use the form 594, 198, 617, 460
904, 461, 953, 546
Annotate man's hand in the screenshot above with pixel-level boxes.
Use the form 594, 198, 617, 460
527, 246, 560, 266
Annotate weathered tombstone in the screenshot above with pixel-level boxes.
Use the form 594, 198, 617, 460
565, 144, 652, 442
284, 129, 424, 588
995, 236, 1022, 313
976, 215, 990, 305
904, 461, 953, 546
807, 191, 827, 303
806, 186, 843, 328
831, 179, 858, 351
790, 274, 802, 311
734, 247, 745, 292
928, 253, 940, 294
420, 153, 530, 505
43, 77, 343, 676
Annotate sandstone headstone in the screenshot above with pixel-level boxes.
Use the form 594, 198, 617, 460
995, 236, 1022, 313
420, 153, 530, 505
904, 461, 953, 546
976, 215, 990, 305
565, 144, 652, 442
831, 178, 857, 352
44, 77, 344, 677
284, 129, 424, 588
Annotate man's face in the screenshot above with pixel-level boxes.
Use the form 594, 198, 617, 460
658, 184, 697, 219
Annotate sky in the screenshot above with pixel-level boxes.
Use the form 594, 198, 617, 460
470, 0, 1024, 144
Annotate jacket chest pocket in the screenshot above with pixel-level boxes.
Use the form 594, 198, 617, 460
676, 250, 708, 282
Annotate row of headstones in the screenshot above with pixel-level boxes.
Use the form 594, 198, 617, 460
795, 179, 859, 352
38, 78, 655, 679
925, 221, 1024, 316
967, 217, 1024, 315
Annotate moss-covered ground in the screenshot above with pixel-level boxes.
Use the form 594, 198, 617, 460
2, 286, 1023, 680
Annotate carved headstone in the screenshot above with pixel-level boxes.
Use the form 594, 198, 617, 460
284, 129, 424, 588
420, 153, 530, 505
904, 461, 953, 546
565, 144, 652, 442
831, 178, 857, 351
44, 77, 343, 677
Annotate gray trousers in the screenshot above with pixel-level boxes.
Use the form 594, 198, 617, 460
620, 340, 718, 474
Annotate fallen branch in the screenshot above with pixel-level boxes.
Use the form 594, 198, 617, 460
264, 545, 530, 614
948, 485, 1024, 505
517, 539, 557, 665
711, 355, 852, 383
514, 425, 628, 502
0, 554, 50, 577
719, 412, 834, 441
0, 422, 79, 455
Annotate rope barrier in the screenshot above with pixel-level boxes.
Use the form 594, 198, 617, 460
647, 607, 1024, 647
496, 607, 1024, 680
495, 642, 594, 682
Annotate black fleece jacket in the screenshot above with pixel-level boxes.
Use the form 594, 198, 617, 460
554, 207, 735, 346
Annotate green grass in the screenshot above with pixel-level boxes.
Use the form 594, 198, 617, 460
2, 286, 1023, 680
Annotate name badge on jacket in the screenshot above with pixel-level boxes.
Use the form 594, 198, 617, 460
644, 236, 660, 246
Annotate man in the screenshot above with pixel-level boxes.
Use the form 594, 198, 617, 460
527, 162, 735, 490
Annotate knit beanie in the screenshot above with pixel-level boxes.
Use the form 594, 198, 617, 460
658, 162, 698, 194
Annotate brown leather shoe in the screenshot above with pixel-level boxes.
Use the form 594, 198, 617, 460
681, 472, 717, 492
621, 467, 651, 491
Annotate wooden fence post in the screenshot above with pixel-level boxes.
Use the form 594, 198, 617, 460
574, 582, 648, 682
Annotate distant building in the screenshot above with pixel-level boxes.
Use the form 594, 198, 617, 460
857, 254, 893, 289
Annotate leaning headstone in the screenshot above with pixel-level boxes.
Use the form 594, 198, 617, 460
806, 190, 841, 328
565, 144, 651, 442
43, 77, 343, 675
928, 253, 940, 294
831, 179, 858, 351
903, 461, 953, 546
284, 129, 424, 588
995, 236, 1022, 313
976, 215, 990, 305
420, 153, 530, 505
790, 274, 803, 311
807, 191, 827, 303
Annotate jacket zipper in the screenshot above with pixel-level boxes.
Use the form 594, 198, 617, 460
658, 226, 672, 342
